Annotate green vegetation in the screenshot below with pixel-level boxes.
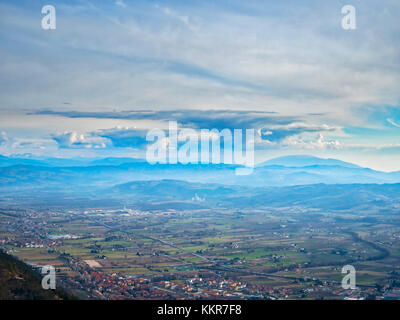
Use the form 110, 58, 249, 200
0, 250, 74, 300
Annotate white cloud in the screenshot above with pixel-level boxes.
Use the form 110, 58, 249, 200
11, 139, 47, 150
282, 134, 341, 150
387, 118, 400, 128
0, 131, 8, 145
115, 1, 127, 9
260, 123, 340, 142
155, 4, 193, 29
52, 132, 109, 149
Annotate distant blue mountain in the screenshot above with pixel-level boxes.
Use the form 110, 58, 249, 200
258, 155, 360, 168
0, 155, 48, 167
88, 157, 146, 166
0, 155, 90, 167
0, 155, 147, 167
1, 154, 400, 189
2, 153, 400, 211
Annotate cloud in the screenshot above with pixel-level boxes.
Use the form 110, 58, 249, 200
2, 0, 400, 120
52, 127, 157, 150
155, 4, 193, 29
282, 134, 341, 150
34, 109, 291, 131
11, 140, 46, 150
97, 127, 149, 148
52, 132, 109, 149
0, 132, 8, 145
387, 118, 400, 128
115, 1, 127, 8
260, 123, 339, 142
38, 109, 342, 150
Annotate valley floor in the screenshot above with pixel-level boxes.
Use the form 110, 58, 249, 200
1, 204, 400, 300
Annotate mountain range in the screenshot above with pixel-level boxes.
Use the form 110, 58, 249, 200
1, 154, 400, 211
1, 154, 399, 189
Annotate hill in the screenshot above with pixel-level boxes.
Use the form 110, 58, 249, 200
0, 250, 74, 300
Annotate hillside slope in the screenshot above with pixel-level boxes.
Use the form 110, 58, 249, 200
0, 250, 74, 300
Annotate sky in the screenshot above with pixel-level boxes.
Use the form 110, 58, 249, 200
0, 0, 400, 171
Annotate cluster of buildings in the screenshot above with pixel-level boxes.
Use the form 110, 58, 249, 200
158, 277, 249, 299
65, 267, 175, 299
